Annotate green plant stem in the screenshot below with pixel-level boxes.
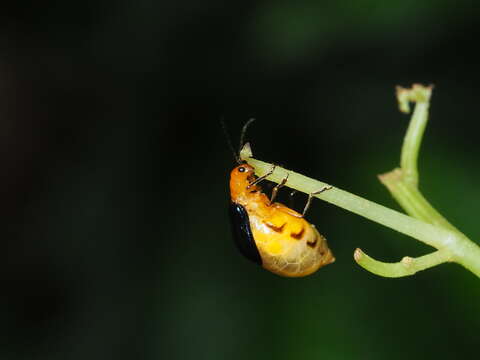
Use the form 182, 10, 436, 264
383, 84, 459, 232
354, 248, 451, 278
379, 170, 457, 232
240, 152, 447, 249
397, 84, 432, 186
240, 148, 480, 277
239, 84, 480, 278
377, 84, 480, 277
240, 148, 480, 278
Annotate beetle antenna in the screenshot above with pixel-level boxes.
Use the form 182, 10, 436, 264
239, 118, 255, 154
220, 119, 241, 163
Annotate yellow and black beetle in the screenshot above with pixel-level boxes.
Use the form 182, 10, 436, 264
228, 124, 335, 277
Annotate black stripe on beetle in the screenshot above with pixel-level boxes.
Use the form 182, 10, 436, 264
229, 202, 262, 265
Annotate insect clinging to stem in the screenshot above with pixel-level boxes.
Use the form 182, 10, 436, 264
226, 120, 335, 277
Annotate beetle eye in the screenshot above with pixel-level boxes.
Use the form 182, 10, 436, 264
238, 167, 246, 173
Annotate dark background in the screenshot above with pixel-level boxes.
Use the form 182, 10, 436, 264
1, 1, 479, 359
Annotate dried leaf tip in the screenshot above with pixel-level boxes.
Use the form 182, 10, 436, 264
240, 142, 253, 160
396, 84, 434, 114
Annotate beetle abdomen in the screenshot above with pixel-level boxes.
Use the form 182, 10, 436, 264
248, 212, 335, 277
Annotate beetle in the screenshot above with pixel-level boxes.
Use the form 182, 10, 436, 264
227, 122, 335, 277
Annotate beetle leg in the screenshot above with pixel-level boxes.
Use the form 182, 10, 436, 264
247, 164, 276, 188
302, 186, 332, 217
270, 174, 289, 203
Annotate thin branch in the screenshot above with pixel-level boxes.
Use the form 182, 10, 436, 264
379, 169, 457, 232
380, 84, 458, 232
354, 248, 452, 278
239, 81, 480, 278
397, 84, 433, 186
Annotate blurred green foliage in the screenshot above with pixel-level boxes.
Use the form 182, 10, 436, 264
0, 1, 479, 359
